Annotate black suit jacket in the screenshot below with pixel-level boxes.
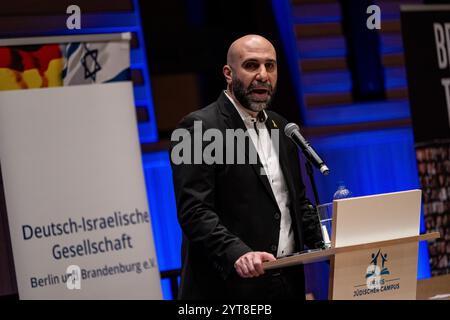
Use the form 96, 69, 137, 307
170, 92, 322, 299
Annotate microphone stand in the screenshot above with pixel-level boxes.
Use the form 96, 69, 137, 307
305, 160, 320, 206
304, 159, 329, 249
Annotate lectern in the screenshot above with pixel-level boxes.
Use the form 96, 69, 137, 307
263, 190, 440, 300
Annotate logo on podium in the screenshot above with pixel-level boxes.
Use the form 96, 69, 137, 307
352, 248, 401, 297
366, 249, 390, 289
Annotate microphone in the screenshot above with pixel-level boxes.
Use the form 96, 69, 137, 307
284, 123, 330, 175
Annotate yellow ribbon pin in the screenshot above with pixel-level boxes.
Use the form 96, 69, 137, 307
272, 119, 278, 128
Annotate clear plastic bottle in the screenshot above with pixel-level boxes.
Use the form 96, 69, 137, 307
333, 181, 352, 199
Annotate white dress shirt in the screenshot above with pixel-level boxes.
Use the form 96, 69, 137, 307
224, 91, 295, 257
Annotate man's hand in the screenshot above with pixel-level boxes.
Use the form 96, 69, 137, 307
234, 251, 276, 278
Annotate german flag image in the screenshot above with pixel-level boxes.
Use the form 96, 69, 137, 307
0, 44, 64, 91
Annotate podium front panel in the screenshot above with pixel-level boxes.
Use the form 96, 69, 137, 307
331, 242, 418, 300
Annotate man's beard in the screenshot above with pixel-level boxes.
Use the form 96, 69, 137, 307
231, 77, 276, 113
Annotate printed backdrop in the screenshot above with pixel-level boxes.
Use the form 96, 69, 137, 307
0, 41, 130, 90
0, 35, 161, 299
401, 7, 450, 276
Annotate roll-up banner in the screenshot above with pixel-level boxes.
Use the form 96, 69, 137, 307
0, 33, 162, 299
401, 6, 450, 277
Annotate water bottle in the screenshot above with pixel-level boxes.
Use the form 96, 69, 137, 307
333, 181, 352, 200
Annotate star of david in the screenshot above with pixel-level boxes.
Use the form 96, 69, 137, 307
81, 45, 101, 81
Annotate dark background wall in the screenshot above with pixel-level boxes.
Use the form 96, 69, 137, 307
140, 0, 302, 138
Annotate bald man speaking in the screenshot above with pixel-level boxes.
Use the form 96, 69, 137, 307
170, 35, 323, 300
